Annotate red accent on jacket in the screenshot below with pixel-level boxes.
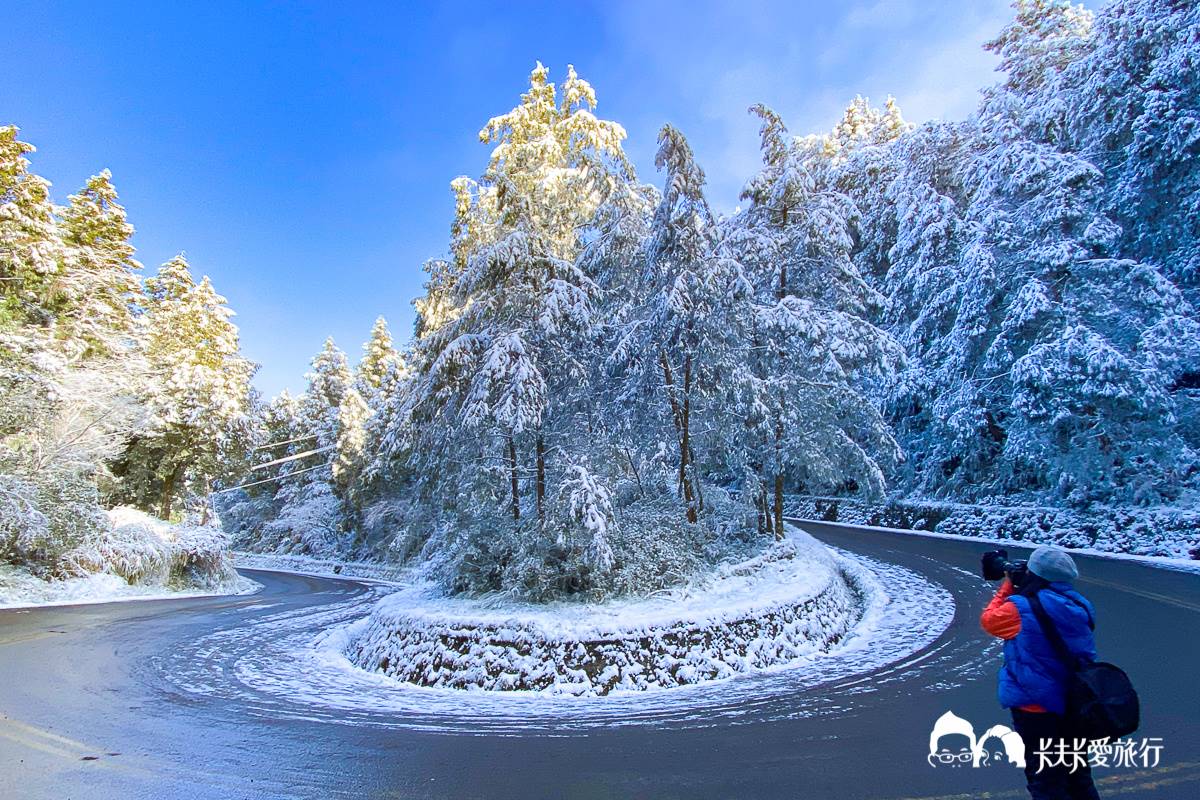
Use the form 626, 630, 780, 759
980, 578, 1046, 713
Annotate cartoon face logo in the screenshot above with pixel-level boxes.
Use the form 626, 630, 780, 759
928, 711, 976, 768
927, 712, 1026, 769
975, 725, 1025, 768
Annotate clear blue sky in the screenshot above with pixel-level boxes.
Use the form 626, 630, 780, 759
4, 0, 1013, 398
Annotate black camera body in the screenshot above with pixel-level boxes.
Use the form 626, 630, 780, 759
981, 549, 1030, 587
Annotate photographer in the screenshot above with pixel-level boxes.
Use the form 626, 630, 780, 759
979, 546, 1100, 800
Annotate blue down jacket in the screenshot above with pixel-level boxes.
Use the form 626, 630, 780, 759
998, 583, 1097, 714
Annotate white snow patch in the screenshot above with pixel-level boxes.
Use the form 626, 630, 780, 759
0, 562, 259, 609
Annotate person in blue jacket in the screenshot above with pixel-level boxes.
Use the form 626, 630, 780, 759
980, 545, 1100, 800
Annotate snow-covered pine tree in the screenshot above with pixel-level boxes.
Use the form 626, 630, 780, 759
121, 255, 256, 519
613, 125, 749, 526
302, 337, 352, 455
57, 170, 143, 360
333, 386, 372, 502
1003, 0, 1200, 308
357, 315, 405, 399
399, 63, 632, 543
0, 126, 62, 333
728, 105, 902, 535
960, 88, 1200, 504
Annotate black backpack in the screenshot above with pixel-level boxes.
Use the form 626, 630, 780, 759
1028, 592, 1140, 741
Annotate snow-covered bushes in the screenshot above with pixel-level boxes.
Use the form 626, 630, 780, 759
1, 496, 240, 601
0, 472, 110, 577
934, 506, 1200, 560
785, 495, 1200, 560
220, 480, 350, 559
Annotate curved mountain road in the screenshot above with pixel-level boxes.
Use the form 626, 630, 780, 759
1, 522, 1197, 799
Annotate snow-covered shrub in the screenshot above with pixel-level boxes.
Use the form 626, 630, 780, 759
61, 515, 172, 583
553, 465, 617, 570
170, 522, 237, 588
0, 474, 48, 563
358, 496, 425, 562
213, 491, 276, 549
0, 471, 110, 577
258, 481, 348, 558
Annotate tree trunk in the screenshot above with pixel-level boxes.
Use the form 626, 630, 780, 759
199, 478, 212, 526
660, 352, 696, 523
773, 419, 785, 539
507, 434, 520, 523
623, 445, 644, 498
536, 432, 546, 525
681, 354, 697, 524
159, 464, 182, 521
688, 443, 704, 513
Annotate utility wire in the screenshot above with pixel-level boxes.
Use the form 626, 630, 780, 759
251, 445, 334, 472
213, 461, 331, 495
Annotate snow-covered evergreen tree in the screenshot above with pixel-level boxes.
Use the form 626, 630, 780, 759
57, 170, 143, 359
727, 105, 902, 535
357, 316, 405, 399
0, 126, 61, 333
120, 255, 256, 519
302, 337, 352, 454
394, 62, 634, 568
613, 124, 749, 525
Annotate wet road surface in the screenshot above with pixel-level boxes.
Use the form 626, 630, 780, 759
1, 521, 1198, 799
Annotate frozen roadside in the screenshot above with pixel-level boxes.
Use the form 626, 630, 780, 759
789, 517, 1200, 575
0, 564, 259, 609
1, 506, 261, 609
232, 551, 412, 586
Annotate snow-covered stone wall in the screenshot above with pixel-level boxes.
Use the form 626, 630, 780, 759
344, 528, 867, 696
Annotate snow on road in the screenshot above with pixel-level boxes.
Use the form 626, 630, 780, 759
151, 540, 960, 734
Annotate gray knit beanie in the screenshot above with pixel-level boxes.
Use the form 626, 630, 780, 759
1027, 545, 1079, 582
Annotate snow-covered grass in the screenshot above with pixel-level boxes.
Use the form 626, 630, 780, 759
344, 526, 867, 696
0, 506, 257, 608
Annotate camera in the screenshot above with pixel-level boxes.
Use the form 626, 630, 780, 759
981, 548, 1030, 587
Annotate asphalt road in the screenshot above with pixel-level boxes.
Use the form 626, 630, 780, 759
1, 522, 1197, 799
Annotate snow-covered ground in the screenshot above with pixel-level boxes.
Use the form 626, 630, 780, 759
785, 495, 1200, 562
0, 507, 259, 609
0, 563, 259, 609
343, 526, 870, 696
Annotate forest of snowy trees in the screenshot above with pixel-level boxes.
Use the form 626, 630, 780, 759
5, 0, 1197, 600
220, 0, 1200, 599
0, 126, 256, 587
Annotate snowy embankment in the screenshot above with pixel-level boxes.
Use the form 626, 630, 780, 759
232, 551, 411, 584
344, 526, 867, 696
786, 495, 1200, 562
0, 507, 258, 609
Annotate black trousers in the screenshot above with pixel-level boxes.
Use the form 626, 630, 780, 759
1011, 709, 1101, 800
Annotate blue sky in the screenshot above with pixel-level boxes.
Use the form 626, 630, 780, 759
4, 0, 1013, 397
